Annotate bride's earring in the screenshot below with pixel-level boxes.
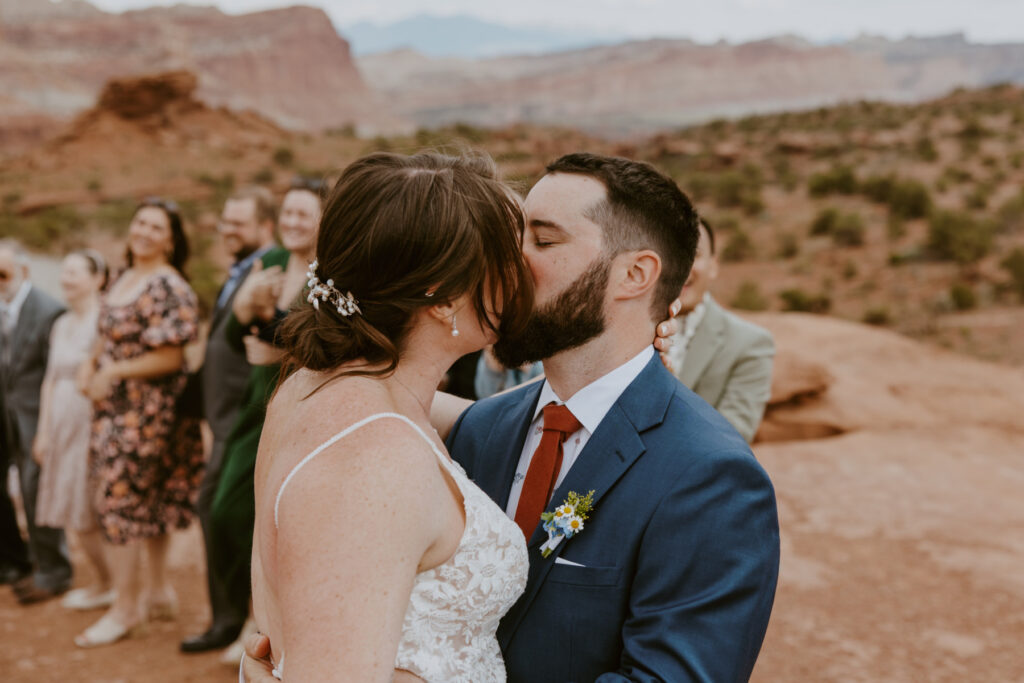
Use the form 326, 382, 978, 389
451, 314, 459, 337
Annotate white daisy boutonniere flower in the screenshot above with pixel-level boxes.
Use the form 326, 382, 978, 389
539, 490, 595, 558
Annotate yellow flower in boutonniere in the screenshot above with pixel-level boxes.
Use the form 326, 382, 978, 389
539, 490, 595, 558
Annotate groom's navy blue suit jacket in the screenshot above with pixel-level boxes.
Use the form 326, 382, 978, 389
447, 354, 780, 682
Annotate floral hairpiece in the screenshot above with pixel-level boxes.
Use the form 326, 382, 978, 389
306, 259, 361, 317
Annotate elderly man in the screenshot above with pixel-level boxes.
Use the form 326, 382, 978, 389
0, 240, 70, 603
667, 218, 774, 442
181, 188, 276, 654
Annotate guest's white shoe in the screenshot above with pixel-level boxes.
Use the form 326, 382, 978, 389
61, 587, 117, 611
74, 614, 147, 648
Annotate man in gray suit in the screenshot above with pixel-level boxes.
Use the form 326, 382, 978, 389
182, 188, 276, 653
668, 218, 774, 442
0, 239, 71, 603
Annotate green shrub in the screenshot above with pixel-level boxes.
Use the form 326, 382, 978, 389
964, 185, 990, 210
887, 215, 906, 241
250, 167, 274, 184
1000, 247, 1024, 299
914, 136, 938, 162
811, 207, 840, 236
712, 171, 764, 215
842, 259, 859, 280
731, 281, 768, 311
832, 212, 866, 247
949, 282, 977, 310
720, 228, 756, 262
86, 178, 103, 193
996, 192, 1024, 233
808, 165, 858, 197
272, 146, 295, 167
779, 288, 831, 314
887, 179, 932, 219
776, 233, 799, 258
861, 174, 895, 203
926, 210, 994, 264
862, 307, 891, 325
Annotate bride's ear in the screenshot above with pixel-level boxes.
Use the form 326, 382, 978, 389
426, 301, 458, 326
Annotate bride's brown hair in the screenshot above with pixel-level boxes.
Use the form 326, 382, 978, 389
278, 151, 534, 384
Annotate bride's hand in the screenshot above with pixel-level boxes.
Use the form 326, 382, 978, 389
654, 298, 682, 372
241, 633, 276, 682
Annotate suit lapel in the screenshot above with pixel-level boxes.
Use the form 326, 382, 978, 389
473, 382, 543, 511
679, 298, 726, 388
499, 355, 676, 644
211, 259, 257, 330
7, 288, 43, 372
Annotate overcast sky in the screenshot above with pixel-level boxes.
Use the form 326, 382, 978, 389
87, 0, 1024, 44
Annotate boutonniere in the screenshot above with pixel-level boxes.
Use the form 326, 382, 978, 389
539, 490, 595, 558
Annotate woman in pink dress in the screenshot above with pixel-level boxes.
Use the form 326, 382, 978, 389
33, 250, 113, 611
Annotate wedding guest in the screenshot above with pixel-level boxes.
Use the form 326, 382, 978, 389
182, 186, 276, 655
0, 239, 71, 604
667, 217, 774, 442
33, 250, 114, 611
474, 347, 543, 398
206, 177, 323, 663
75, 199, 204, 647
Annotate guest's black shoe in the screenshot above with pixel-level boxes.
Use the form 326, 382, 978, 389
180, 624, 244, 653
0, 566, 30, 585
15, 580, 69, 605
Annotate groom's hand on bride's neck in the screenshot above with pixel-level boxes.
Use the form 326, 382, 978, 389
242, 633, 276, 682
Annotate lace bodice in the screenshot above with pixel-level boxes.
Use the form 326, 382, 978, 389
271, 413, 528, 682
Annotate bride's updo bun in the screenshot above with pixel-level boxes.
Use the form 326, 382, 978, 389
278, 151, 534, 381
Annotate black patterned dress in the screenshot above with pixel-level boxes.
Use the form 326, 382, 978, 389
89, 271, 204, 544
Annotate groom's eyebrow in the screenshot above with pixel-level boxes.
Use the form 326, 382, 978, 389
529, 218, 566, 232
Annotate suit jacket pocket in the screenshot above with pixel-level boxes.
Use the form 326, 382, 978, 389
547, 564, 622, 587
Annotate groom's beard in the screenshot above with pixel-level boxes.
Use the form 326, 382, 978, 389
493, 256, 610, 368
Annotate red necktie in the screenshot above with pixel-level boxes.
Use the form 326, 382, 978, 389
514, 403, 582, 539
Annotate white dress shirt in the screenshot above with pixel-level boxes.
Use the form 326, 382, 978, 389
0, 280, 32, 333
668, 291, 710, 373
504, 345, 655, 517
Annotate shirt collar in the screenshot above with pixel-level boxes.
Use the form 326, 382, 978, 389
230, 245, 272, 277
2, 280, 32, 321
533, 345, 655, 434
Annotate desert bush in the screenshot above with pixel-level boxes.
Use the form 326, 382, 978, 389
831, 212, 866, 247
0, 205, 86, 250
810, 207, 840, 236
842, 259, 859, 280
720, 228, 756, 262
712, 171, 764, 215
914, 136, 938, 162
1011, 151, 1024, 170
887, 215, 906, 241
250, 167, 274, 184
779, 288, 831, 314
949, 282, 977, 310
862, 307, 891, 325
272, 146, 295, 167
86, 178, 103, 193
926, 210, 994, 264
91, 199, 139, 235
731, 281, 768, 311
996, 191, 1024, 233
1000, 248, 1024, 299
776, 233, 799, 258
861, 174, 895, 203
887, 179, 932, 219
808, 165, 858, 197
940, 167, 973, 185
964, 185, 990, 210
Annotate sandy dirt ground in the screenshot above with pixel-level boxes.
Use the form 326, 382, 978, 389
4, 313, 1024, 682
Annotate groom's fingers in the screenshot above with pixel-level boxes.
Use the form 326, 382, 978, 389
245, 632, 272, 659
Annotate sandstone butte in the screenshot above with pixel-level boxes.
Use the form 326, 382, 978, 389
746, 312, 1024, 681
0, 1, 384, 133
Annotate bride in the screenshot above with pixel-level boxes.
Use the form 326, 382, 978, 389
248, 152, 535, 681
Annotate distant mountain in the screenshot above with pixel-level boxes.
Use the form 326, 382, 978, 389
358, 33, 1024, 135
343, 14, 622, 58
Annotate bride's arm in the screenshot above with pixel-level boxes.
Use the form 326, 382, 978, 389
272, 429, 445, 682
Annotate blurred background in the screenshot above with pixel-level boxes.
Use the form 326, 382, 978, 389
1, 0, 1023, 681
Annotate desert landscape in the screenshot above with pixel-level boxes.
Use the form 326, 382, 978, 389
1, 0, 1023, 681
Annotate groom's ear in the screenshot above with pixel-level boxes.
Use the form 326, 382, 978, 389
611, 249, 661, 301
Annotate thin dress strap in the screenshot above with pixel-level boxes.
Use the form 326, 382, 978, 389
273, 412, 447, 529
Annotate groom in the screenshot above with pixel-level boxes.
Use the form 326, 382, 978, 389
244, 154, 779, 681
448, 154, 778, 682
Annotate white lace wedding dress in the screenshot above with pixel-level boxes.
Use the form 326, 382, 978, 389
254, 412, 529, 683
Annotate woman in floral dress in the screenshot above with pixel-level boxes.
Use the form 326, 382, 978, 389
75, 199, 204, 647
